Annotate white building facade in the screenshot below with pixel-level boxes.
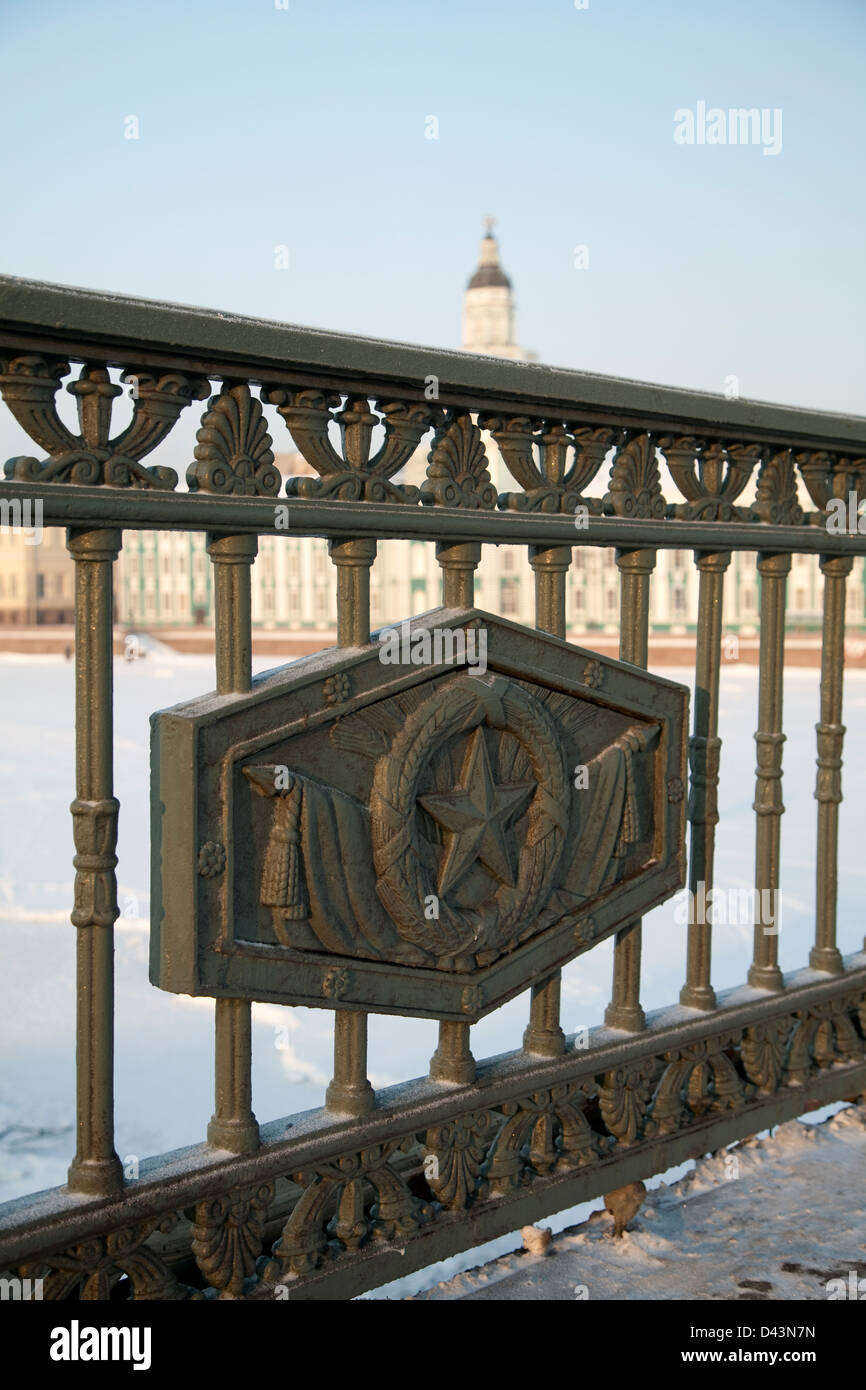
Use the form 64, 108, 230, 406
116, 227, 864, 637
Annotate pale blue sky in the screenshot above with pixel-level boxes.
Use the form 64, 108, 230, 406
1, 0, 864, 412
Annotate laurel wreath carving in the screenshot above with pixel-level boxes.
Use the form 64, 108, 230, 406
369, 673, 568, 961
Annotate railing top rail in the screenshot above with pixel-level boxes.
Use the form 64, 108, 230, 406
1, 274, 865, 453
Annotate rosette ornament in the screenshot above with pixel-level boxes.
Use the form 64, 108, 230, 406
481, 415, 618, 514
266, 388, 436, 502
1, 356, 208, 487
659, 436, 760, 521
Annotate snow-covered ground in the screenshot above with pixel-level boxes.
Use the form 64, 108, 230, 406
1, 650, 865, 1219
405, 1105, 866, 1301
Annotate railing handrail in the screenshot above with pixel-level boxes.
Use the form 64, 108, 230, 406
2, 273, 865, 452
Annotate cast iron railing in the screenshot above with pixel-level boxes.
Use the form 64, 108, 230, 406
0, 273, 865, 1300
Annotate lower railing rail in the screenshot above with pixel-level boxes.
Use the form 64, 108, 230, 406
2, 957, 864, 1300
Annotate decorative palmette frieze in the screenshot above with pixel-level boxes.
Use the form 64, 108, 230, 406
264, 1143, 423, 1280
786, 996, 864, 1084
741, 1017, 794, 1093
484, 1082, 602, 1196
598, 1061, 661, 1144
8, 990, 865, 1299
752, 447, 805, 525
422, 1112, 495, 1209
191, 1181, 275, 1298
794, 450, 866, 519
70, 797, 119, 928
187, 383, 280, 496
12, 1218, 193, 1300
266, 387, 435, 501
421, 410, 497, 509
480, 415, 618, 514
603, 432, 666, 518
660, 436, 759, 521
0, 356, 208, 487
756, 447, 811, 522
647, 1034, 752, 1134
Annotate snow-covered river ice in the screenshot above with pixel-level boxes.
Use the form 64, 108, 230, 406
2, 649, 865, 1212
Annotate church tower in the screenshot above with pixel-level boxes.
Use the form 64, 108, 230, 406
461, 218, 530, 360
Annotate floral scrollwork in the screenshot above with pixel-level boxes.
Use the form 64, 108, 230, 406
741, 1016, 794, 1093
1, 356, 207, 488
264, 1143, 425, 1280
421, 410, 497, 509
267, 387, 435, 502
603, 433, 666, 518
15, 1218, 194, 1301
660, 436, 760, 521
481, 415, 617, 514
192, 1181, 275, 1298
751, 447, 805, 525
647, 1035, 753, 1135
786, 997, 864, 1084
598, 1060, 660, 1145
484, 1082, 601, 1197
187, 383, 281, 495
422, 1111, 497, 1210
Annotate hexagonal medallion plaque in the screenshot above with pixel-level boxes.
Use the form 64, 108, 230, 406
150, 608, 688, 1021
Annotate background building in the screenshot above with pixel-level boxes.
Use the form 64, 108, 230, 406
1, 227, 861, 639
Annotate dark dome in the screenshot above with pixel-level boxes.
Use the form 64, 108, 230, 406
467, 263, 512, 290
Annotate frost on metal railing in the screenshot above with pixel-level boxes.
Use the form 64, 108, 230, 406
0, 276, 865, 1301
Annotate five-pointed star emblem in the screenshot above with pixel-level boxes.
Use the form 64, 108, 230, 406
418, 728, 535, 896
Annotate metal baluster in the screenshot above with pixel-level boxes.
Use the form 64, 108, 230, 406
428, 540, 480, 1083
523, 543, 570, 1057
67, 528, 123, 1195
605, 547, 656, 1032
748, 551, 790, 991
680, 551, 730, 1010
810, 554, 853, 974
206, 533, 260, 1153
325, 538, 377, 1114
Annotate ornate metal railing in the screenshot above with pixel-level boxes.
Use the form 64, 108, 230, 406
0, 273, 865, 1301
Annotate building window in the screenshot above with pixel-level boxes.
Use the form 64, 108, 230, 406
501, 581, 518, 615
673, 588, 686, 613
573, 549, 584, 570
502, 549, 516, 572
35, 574, 44, 598
575, 589, 585, 611
606, 588, 618, 611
